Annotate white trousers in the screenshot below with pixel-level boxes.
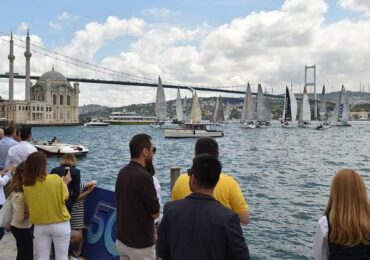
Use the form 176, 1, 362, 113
116, 239, 156, 260
34, 221, 71, 260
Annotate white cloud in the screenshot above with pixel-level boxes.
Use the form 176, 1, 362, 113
2, 0, 370, 107
339, 0, 370, 15
17, 23, 28, 33
141, 8, 173, 17
48, 22, 63, 31
58, 11, 79, 21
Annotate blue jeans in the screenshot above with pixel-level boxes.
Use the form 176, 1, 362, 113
0, 205, 4, 241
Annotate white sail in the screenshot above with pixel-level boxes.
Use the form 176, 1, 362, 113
331, 85, 350, 124
245, 84, 255, 121
183, 96, 189, 122
191, 92, 202, 123
265, 89, 271, 122
240, 84, 249, 123
319, 85, 327, 121
256, 84, 268, 122
155, 76, 167, 121
299, 86, 311, 122
213, 97, 219, 122
176, 88, 184, 121
290, 88, 298, 122
213, 96, 225, 122
339, 85, 350, 121
224, 101, 231, 121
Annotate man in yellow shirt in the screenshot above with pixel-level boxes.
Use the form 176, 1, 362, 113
171, 137, 250, 224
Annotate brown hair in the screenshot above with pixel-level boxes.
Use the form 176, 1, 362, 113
10, 162, 25, 192
324, 169, 370, 246
23, 152, 48, 186
59, 153, 77, 167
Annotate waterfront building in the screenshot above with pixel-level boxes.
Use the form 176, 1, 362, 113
0, 30, 80, 125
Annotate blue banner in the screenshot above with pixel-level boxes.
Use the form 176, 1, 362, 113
82, 187, 119, 259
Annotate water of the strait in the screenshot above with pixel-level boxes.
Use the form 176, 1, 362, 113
33, 121, 370, 260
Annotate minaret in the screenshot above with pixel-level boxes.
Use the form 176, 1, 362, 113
24, 28, 32, 101
8, 31, 15, 101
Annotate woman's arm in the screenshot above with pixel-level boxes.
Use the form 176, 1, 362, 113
76, 180, 97, 202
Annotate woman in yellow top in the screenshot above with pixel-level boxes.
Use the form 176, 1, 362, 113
23, 152, 71, 260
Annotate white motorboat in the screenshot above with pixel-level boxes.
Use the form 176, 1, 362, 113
240, 121, 256, 129
84, 119, 110, 127
164, 123, 224, 138
32, 139, 89, 156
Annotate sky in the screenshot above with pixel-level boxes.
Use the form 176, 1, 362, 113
0, 0, 370, 106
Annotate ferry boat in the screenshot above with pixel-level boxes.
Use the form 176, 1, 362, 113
103, 111, 156, 125
164, 122, 224, 138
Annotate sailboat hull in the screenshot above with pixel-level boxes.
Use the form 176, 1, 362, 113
240, 122, 256, 129
298, 122, 312, 128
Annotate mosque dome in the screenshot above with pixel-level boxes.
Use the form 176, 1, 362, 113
38, 67, 69, 83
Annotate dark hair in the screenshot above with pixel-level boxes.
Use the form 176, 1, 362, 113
129, 134, 152, 159
11, 162, 25, 192
23, 152, 47, 186
188, 154, 222, 189
4, 125, 15, 136
20, 125, 32, 141
195, 137, 219, 158
145, 160, 155, 176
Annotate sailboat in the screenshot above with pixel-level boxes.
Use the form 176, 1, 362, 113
281, 86, 297, 128
315, 85, 330, 130
240, 83, 256, 128
165, 92, 224, 138
256, 84, 270, 128
176, 88, 184, 122
151, 76, 168, 128
330, 85, 352, 127
213, 95, 225, 124
224, 101, 231, 121
298, 86, 312, 128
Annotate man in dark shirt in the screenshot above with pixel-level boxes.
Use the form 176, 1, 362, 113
115, 134, 160, 259
157, 154, 250, 260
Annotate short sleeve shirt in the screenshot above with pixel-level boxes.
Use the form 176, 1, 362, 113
23, 174, 70, 225
171, 173, 249, 214
115, 161, 160, 248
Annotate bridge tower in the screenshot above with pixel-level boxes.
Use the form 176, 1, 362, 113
24, 29, 32, 101
304, 65, 317, 120
8, 32, 15, 101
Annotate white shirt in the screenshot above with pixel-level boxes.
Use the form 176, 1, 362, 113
153, 176, 162, 206
312, 215, 329, 260
0, 174, 10, 205
5, 141, 37, 167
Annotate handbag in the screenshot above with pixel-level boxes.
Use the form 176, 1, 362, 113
0, 192, 14, 228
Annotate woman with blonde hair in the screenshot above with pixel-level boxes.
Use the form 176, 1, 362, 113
51, 153, 81, 213
23, 152, 71, 260
312, 169, 370, 259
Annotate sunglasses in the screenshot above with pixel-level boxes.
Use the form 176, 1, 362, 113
152, 146, 156, 154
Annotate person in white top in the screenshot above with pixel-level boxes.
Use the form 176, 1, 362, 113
5, 125, 37, 168
10, 162, 33, 259
312, 169, 370, 260
0, 165, 16, 241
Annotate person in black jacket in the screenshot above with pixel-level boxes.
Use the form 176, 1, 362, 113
157, 154, 250, 260
50, 154, 81, 213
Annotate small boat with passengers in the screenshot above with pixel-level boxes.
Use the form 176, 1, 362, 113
32, 137, 89, 156
84, 119, 110, 127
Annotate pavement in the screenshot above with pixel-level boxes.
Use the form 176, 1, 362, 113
0, 231, 86, 259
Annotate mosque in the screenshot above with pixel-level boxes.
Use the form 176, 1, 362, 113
0, 30, 80, 125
